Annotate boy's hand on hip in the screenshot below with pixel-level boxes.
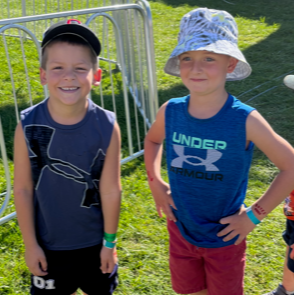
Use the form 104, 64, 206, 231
100, 246, 117, 274
217, 205, 256, 245
25, 244, 48, 276
151, 181, 177, 222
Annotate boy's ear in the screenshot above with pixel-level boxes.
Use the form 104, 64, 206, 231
93, 68, 102, 86
40, 67, 47, 85
227, 58, 239, 74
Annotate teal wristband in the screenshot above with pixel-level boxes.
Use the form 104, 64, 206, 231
103, 239, 116, 249
246, 206, 261, 225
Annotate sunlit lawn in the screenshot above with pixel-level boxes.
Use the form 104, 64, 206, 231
0, 0, 294, 294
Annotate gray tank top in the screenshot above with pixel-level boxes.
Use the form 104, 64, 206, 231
21, 98, 115, 250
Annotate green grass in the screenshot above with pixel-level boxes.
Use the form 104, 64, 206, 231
0, 0, 294, 294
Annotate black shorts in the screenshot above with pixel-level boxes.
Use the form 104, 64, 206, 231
30, 244, 118, 295
282, 219, 294, 273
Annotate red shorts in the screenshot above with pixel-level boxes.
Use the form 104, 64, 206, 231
168, 219, 246, 295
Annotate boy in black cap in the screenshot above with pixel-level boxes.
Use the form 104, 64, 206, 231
14, 19, 121, 294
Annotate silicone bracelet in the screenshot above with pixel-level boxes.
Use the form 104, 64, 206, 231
103, 239, 117, 249
246, 206, 261, 225
104, 233, 117, 242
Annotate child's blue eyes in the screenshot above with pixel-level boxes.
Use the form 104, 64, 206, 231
180, 57, 215, 62
52, 67, 87, 71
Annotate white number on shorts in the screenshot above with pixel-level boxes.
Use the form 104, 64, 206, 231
45, 279, 56, 290
33, 276, 56, 289
33, 277, 45, 289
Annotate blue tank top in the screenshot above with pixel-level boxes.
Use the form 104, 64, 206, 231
21, 98, 115, 250
165, 94, 255, 248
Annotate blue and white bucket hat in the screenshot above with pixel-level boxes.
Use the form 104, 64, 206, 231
164, 8, 252, 81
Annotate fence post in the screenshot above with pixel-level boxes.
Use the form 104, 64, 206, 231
21, 0, 26, 33
21, 0, 26, 17
0, 116, 11, 219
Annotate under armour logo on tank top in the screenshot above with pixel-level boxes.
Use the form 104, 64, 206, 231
25, 124, 104, 208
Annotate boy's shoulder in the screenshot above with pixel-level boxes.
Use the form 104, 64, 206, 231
164, 95, 188, 114
89, 100, 116, 123
20, 98, 47, 121
166, 94, 255, 115
167, 95, 188, 106
230, 95, 255, 114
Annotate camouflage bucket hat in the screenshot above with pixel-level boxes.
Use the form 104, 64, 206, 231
164, 8, 252, 81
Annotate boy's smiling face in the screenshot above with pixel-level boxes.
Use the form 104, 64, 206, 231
40, 42, 99, 107
179, 50, 238, 96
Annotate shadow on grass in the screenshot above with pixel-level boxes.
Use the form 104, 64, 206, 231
150, 0, 293, 28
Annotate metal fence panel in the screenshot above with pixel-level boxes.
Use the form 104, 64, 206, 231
0, 0, 131, 19
0, 3, 158, 224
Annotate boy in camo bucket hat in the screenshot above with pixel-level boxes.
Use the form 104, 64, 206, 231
145, 7, 294, 295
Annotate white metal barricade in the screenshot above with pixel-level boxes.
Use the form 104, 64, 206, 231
0, 2, 158, 224
1, 0, 130, 19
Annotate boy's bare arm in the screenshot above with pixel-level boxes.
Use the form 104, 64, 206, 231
14, 122, 48, 276
218, 110, 294, 244
144, 102, 177, 222
99, 121, 121, 273
144, 103, 166, 183
100, 121, 121, 234
246, 111, 294, 213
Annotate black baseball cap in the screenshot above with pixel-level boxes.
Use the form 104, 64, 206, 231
42, 19, 101, 56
